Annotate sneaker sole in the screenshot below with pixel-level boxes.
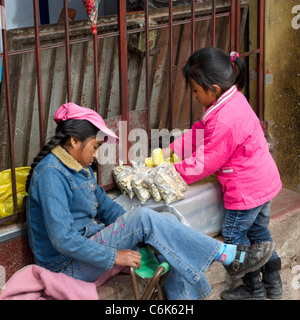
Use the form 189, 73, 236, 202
231, 242, 276, 280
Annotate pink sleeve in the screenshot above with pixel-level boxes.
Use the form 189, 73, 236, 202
170, 120, 204, 160
173, 121, 235, 184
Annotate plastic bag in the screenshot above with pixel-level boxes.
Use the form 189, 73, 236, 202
112, 161, 188, 205
130, 163, 153, 204
112, 165, 136, 199
163, 163, 188, 192
154, 164, 186, 205
143, 176, 162, 203
131, 172, 151, 204
0, 167, 31, 218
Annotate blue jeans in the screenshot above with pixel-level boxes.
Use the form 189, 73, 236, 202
222, 201, 278, 261
60, 207, 222, 300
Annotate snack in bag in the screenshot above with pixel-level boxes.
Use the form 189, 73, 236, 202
112, 164, 136, 199
131, 172, 151, 204
143, 176, 162, 203
112, 160, 188, 205
154, 164, 186, 205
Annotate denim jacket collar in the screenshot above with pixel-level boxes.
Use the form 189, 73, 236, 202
51, 145, 90, 177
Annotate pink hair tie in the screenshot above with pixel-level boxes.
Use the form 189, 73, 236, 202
230, 51, 239, 62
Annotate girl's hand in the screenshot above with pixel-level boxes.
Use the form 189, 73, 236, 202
114, 249, 141, 269
161, 147, 174, 159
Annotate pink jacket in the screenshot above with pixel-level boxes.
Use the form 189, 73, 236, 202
170, 86, 282, 210
0, 264, 128, 300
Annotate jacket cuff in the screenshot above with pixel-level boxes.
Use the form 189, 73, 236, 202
106, 247, 117, 271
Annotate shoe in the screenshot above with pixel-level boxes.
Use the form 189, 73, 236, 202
262, 257, 282, 299
225, 241, 275, 279
221, 270, 266, 300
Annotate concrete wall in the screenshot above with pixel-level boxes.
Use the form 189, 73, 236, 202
264, 1, 300, 192
249, 1, 299, 193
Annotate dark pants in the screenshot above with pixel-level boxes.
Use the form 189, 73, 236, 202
222, 200, 278, 261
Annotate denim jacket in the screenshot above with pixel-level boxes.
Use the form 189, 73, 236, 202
26, 145, 126, 272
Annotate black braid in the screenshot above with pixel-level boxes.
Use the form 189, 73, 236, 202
25, 131, 66, 193
23, 119, 99, 219
25, 119, 99, 193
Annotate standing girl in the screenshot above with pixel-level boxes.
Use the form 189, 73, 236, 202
25, 102, 274, 300
163, 47, 282, 300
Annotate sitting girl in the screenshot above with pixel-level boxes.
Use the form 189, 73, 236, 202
25, 102, 275, 300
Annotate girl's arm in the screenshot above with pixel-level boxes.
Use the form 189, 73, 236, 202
173, 121, 235, 184
94, 183, 126, 225
169, 120, 205, 160
88, 167, 126, 225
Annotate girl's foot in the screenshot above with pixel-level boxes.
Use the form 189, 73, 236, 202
224, 241, 275, 279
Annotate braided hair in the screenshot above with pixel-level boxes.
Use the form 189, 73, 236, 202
25, 119, 99, 193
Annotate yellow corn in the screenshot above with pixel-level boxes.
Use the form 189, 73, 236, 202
152, 148, 164, 165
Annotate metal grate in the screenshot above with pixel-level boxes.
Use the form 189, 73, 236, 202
0, 0, 264, 225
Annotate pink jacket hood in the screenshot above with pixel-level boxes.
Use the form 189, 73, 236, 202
171, 86, 282, 210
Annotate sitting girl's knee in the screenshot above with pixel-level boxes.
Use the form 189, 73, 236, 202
127, 207, 157, 221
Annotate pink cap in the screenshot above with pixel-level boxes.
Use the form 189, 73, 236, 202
54, 103, 119, 142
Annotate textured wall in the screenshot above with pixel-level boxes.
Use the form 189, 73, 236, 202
264, 1, 300, 192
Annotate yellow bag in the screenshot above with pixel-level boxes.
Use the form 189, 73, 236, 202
0, 167, 30, 218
